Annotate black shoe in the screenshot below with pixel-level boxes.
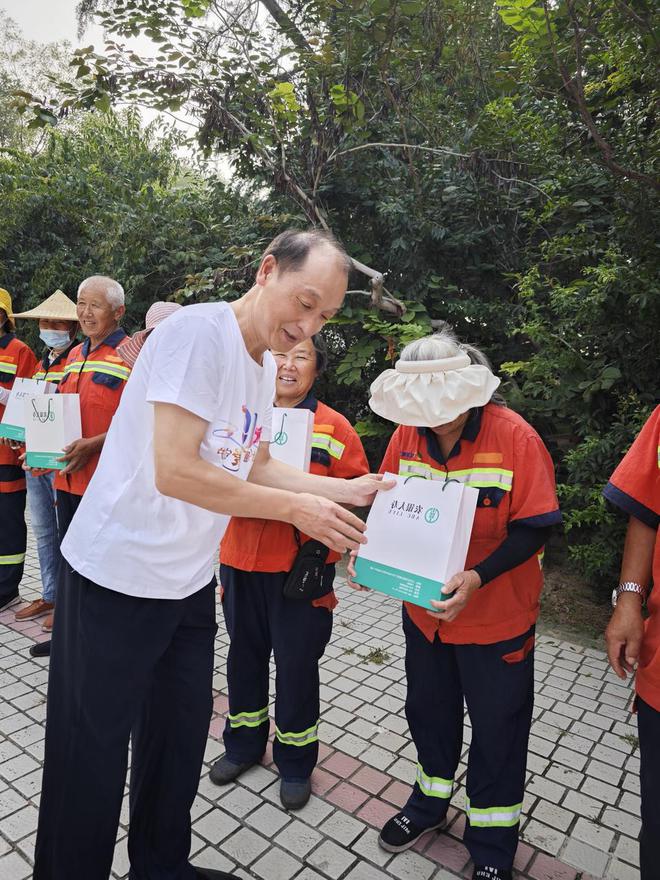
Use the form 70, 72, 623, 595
209, 755, 256, 786
194, 867, 239, 879
29, 640, 51, 658
378, 811, 445, 853
280, 777, 311, 810
0, 593, 20, 613
473, 867, 513, 880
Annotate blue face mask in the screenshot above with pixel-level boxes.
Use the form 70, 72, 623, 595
40, 329, 71, 350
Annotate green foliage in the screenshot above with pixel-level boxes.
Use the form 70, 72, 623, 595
5, 1, 660, 589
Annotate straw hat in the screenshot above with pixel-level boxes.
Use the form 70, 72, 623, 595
13, 290, 78, 322
117, 301, 182, 367
369, 353, 501, 427
0, 288, 15, 331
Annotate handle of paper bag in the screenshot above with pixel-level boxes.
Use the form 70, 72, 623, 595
441, 478, 460, 491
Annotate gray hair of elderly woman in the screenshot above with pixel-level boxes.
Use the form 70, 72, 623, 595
400, 327, 506, 405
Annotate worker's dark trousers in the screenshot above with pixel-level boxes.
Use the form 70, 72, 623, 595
638, 695, 660, 880
33, 568, 217, 880
221, 564, 334, 780
0, 465, 27, 605
401, 606, 535, 870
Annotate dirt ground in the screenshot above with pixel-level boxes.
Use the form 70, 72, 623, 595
538, 564, 612, 648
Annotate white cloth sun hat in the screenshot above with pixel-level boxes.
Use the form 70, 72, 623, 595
369, 352, 501, 427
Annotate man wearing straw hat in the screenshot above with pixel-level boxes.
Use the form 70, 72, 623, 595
11, 290, 79, 637
0, 288, 37, 613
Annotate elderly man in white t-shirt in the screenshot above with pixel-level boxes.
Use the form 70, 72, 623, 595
34, 230, 389, 880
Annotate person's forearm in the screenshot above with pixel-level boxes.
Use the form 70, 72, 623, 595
89, 433, 106, 453
249, 452, 355, 504
620, 515, 655, 589
156, 455, 297, 523
472, 523, 551, 586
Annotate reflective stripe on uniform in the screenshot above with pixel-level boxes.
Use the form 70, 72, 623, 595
466, 798, 522, 827
415, 764, 453, 798
0, 553, 26, 565
275, 721, 319, 747
227, 707, 269, 729
34, 370, 65, 382
64, 360, 131, 381
398, 459, 513, 491
0, 362, 17, 377
312, 432, 345, 461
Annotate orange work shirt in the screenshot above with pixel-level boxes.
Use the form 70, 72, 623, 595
53, 329, 131, 496
379, 403, 561, 645
220, 396, 369, 576
0, 333, 38, 484
604, 406, 660, 712
32, 341, 78, 385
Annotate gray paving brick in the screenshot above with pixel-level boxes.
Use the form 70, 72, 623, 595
276, 818, 323, 858
319, 811, 365, 846
561, 789, 602, 820
351, 828, 393, 868
386, 849, 435, 880
245, 802, 290, 837
0, 851, 30, 880
561, 836, 609, 876
293, 794, 334, 827
1, 804, 39, 842
218, 785, 262, 818
193, 807, 239, 845
222, 827, 269, 865
572, 816, 615, 851
520, 818, 566, 855
531, 800, 572, 832
344, 863, 391, 880
252, 845, 302, 880
307, 839, 357, 879
605, 858, 640, 880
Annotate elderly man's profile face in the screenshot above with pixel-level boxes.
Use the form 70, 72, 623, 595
256, 244, 347, 353
77, 281, 124, 341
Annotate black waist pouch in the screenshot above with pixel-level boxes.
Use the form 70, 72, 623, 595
283, 537, 331, 601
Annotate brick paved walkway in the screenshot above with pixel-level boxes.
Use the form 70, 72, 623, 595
0, 531, 641, 880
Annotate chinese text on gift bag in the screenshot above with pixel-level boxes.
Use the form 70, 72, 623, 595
24, 394, 82, 470
0, 378, 57, 442
354, 473, 478, 609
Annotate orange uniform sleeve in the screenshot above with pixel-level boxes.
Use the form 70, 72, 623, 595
16, 343, 38, 380
327, 421, 369, 479
378, 427, 405, 476
604, 406, 660, 529
508, 431, 562, 527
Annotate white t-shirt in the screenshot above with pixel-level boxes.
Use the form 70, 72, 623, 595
61, 303, 276, 599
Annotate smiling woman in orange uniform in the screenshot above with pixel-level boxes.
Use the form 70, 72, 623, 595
209, 334, 369, 811
350, 327, 561, 880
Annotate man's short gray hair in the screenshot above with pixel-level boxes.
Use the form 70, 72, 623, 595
77, 276, 125, 309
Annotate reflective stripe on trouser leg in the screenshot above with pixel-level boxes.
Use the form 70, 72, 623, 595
401, 606, 463, 825
221, 565, 272, 764
466, 799, 522, 827
0, 482, 27, 602
415, 764, 453, 799
275, 721, 319, 748
228, 707, 269, 729
460, 626, 535, 870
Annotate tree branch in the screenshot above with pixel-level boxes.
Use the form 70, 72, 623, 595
542, 0, 660, 192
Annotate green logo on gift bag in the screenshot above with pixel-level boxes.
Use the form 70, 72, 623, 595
273, 412, 288, 446
424, 507, 440, 524
31, 399, 55, 423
